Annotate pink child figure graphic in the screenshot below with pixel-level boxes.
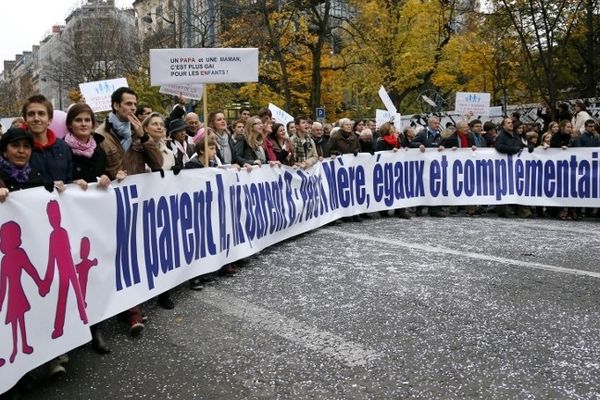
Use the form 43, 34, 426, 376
0, 221, 46, 364
75, 237, 97, 305
41, 200, 88, 339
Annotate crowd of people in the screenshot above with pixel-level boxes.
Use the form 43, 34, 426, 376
0, 88, 598, 396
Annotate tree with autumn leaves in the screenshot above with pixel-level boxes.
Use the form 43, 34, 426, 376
6, 0, 597, 120
212, 0, 600, 120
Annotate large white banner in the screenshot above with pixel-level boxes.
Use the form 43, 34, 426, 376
79, 78, 129, 112
150, 48, 259, 86
1, 148, 599, 393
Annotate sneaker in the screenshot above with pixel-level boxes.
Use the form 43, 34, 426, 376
190, 278, 204, 290
57, 354, 69, 365
47, 359, 66, 377
129, 322, 145, 337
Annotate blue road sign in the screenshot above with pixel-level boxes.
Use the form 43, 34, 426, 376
316, 107, 326, 120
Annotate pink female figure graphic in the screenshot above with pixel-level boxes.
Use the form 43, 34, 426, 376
0, 221, 46, 364
75, 237, 97, 305
42, 200, 88, 339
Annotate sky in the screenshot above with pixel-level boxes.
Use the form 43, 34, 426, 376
0, 0, 134, 73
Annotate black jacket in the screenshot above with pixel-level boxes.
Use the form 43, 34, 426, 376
410, 128, 443, 148
234, 137, 263, 166
375, 137, 398, 151
550, 132, 572, 148
0, 166, 45, 192
71, 134, 108, 183
495, 129, 523, 155
573, 132, 599, 148
31, 137, 73, 184
313, 136, 329, 157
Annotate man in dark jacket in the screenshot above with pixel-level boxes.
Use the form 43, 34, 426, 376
495, 117, 531, 218
574, 119, 600, 147
411, 116, 447, 217
495, 117, 523, 155
410, 115, 443, 150
468, 119, 487, 148
23, 94, 73, 190
311, 121, 328, 157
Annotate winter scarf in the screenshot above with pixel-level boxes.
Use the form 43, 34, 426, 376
0, 156, 31, 183
108, 112, 132, 151
383, 134, 399, 148
64, 133, 97, 158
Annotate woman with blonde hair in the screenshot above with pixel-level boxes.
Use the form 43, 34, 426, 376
234, 116, 268, 168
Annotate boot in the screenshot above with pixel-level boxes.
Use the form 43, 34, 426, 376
91, 324, 110, 355
394, 209, 411, 219
157, 292, 175, 309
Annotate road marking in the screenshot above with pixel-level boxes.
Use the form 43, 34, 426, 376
198, 287, 381, 367
323, 229, 600, 279
474, 218, 600, 238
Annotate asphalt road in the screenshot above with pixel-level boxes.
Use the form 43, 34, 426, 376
15, 212, 600, 399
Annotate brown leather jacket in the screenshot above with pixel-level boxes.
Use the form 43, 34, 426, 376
96, 119, 163, 179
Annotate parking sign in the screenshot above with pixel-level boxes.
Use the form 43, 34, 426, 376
316, 107, 326, 121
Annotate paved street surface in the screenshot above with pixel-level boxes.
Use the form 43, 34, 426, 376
18, 213, 600, 399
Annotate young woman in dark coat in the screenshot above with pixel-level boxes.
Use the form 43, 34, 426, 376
64, 103, 113, 354
64, 103, 112, 189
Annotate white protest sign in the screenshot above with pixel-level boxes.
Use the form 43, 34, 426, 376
79, 78, 128, 112
159, 84, 204, 100
150, 48, 259, 86
378, 86, 397, 114
489, 106, 503, 118
268, 103, 294, 127
375, 109, 401, 129
0, 118, 16, 130
455, 92, 491, 117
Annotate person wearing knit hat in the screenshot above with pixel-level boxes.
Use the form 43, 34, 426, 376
168, 119, 194, 168
0, 127, 44, 201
